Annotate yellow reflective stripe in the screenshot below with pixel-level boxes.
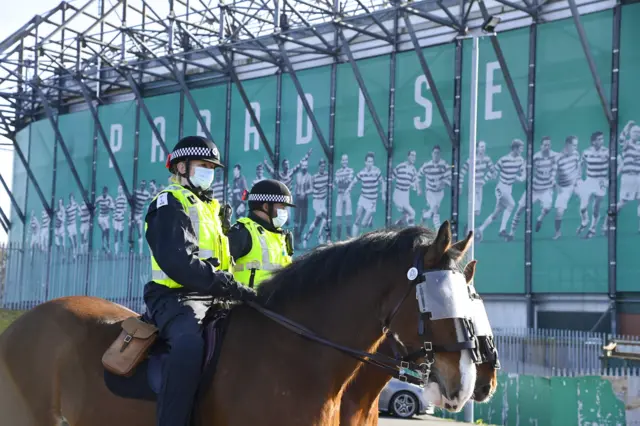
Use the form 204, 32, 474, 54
188, 206, 200, 241
152, 270, 168, 280
234, 235, 279, 272
200, 249, 213, 258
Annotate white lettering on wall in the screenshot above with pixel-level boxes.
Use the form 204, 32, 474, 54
108, 124, 123, 168
413, 75, 433, 130
357, 89, 365, 138
296, 93, 314, 145
244, 102, 261, 152
196, 109, 211, 137
485, 61, 503, 121
150, 116, 166, 163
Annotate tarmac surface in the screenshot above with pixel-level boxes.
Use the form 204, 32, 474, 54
379, 414, 470, 425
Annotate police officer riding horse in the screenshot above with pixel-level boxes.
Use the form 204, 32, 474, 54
143, 136, 257, 426
227, 179, 296, 289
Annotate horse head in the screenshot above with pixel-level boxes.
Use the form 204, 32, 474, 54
462, 260, 500, 403
375, 221, 486, 412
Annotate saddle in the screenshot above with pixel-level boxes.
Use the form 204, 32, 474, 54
102, 316, 159, 377
102, 305, 231, 402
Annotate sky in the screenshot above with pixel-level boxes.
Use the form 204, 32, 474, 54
0, 0, 70, 242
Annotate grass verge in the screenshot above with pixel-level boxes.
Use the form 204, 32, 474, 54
0, 309, 24, 334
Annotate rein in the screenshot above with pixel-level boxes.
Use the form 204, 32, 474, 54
243, 249, 444, 386
246, 301, 427, 385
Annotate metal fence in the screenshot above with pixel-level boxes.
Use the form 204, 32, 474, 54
0, 243, 150, 313
2, 243, 640, 377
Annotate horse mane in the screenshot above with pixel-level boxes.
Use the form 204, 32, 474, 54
256, 225, 462, 309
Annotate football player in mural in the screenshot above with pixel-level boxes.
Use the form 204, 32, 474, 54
577, 131, 609, 239
253, 163, 265, 186
293, 159, 313, 244
149, 179, 158, 197
29, 210, 40, 250
392, 150, 419, 226
508, 136, 558, 239
553, 136, 581, 240
113, 185, 128, 254
79, 198, 91, 252
132, 180, 151, 254
211, 172, 224, 202
419, 145, 451, 230
96, 186, 115, 253
40, 209, 50, 249
616, 121, 640, 232
263, 148, 313, 189
54, 198, 66, 249
65, 193, 79, 253
476, 138, 526, 242
334, 153, 354, 240
347, 151, 385, 237
302, 158, 329, 248
230, 164, 248, 219
459, 141, 494, 219
263, 148, 312, 223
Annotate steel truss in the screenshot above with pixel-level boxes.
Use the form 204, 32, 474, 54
0, 0, 627, 330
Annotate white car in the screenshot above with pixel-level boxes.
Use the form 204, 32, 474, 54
378, 378, 435, 419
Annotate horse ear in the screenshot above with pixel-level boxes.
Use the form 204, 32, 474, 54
425, 220, 452, 265
448, 231, 473, 261
463, 260, 477, 284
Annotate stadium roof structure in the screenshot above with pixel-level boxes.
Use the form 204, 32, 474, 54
0, 0, 618, 226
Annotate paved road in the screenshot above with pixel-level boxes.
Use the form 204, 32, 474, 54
379, 414, 470, 425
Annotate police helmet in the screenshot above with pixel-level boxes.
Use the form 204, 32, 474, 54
166, 136, 224, 171
245, 179, 296, 208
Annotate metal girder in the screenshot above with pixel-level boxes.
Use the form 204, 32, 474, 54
31, 83, 92, 209
477, 0, 530, 136
74, 79, 134, 207
402, 13, 457, 147
567, 0, 614, 126
0, 206, 9, 232
450, 39, 463, 240
0, 172, 25, 224
11, 133, 52, 216
336, 27, 391, 154
276, 37, 331, 159
608, 4, 621, 334
122, 71, 171, 157
223, 81, 232, 204
159, 57, 221, 148
385, 7, 400, 227
220, 48, 277, 166
275, 70, 282, 172
524, 23, 537, 329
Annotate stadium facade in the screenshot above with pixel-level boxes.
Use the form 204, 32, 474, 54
0, 0, 639, 334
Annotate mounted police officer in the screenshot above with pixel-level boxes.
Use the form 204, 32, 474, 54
227, 179, 295, 288
143, 135, 257, 426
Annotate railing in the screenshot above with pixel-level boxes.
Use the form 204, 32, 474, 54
0, 243, 150, 313
2, 243, 640, 376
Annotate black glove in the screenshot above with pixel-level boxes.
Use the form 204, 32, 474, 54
213, 271, 258, 302
220, 203, 233, 235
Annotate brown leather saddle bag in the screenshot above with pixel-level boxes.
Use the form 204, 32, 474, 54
102, 316, 159, 377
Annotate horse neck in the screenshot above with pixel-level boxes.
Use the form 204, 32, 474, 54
271, 269, 395, 395
341, 343, 394, 423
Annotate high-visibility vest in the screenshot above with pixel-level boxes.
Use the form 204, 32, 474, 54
232, 217, 292, 288
149, 184, 232, 289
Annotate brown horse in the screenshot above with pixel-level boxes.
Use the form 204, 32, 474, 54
0, 222, 477, 426
338, 260, 499, 425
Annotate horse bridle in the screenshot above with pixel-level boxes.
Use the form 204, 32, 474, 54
378, 251, 482, 385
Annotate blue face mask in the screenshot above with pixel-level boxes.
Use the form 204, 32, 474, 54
191, 167, 215, 191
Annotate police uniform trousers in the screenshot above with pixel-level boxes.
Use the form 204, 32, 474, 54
144, 282, 209, 426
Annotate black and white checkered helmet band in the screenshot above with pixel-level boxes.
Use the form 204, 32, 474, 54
248, 193, 292, 204
171, 146, 219, 160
